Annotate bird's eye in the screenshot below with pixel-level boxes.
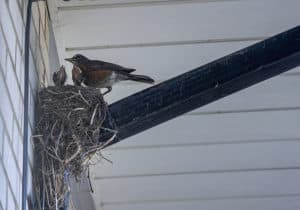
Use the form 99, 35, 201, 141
73, 54, 82, 61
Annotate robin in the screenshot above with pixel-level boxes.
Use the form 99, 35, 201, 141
52, 65, 67, 86
65, 54, 155, 95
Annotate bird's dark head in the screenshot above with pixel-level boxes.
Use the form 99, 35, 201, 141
65, 54, 89, 66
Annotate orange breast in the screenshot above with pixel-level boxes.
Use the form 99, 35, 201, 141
83, 70, 112, 87
72, 66, 81, 80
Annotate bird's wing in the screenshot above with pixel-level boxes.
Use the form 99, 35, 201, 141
88, 60, 136, 73
59, 67, 67, 84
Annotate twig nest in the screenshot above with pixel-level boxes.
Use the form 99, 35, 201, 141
34, 85, 116, 209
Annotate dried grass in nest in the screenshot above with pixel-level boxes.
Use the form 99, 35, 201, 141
33, 85, 116, 209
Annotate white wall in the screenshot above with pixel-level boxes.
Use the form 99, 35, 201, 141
0, 1, 58, 209
50, 0, 300, 210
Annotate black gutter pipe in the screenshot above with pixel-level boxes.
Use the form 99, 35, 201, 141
22, 1, 33, 209
22, 0, 45, 209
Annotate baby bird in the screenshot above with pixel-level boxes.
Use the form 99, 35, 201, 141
52, 65, 67, 87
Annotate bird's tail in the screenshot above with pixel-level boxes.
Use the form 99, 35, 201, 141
126, 74, 155, 84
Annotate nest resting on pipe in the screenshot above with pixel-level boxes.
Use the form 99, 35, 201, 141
33, 85, 116, 209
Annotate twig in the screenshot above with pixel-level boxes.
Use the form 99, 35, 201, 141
78, 90, 90, 106
45, 148, 63, 163
87, 166, 94, 193
100, 126, 118, 134
73, 107, 85, 111
98, 153, 113, 164
90, 103, 99, 125
99, 132, 117, 149
45, 89, 59, 95
50, 120, 58, 140
64, 143, 82, 165
32, 134, 43, 138
56, 123, 64, 149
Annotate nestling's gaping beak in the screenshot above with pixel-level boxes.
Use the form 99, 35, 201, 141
65, 58, 73, 63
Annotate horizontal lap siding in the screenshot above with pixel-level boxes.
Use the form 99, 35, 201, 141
61, 0, 299, 47
95, 170, 300, 203
55, 0, 300, 210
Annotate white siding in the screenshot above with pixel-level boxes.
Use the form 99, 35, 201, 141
50, 0, 300, 210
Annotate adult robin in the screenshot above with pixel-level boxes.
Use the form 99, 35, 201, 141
65, 54, 154, 95
52, 65, 67, 86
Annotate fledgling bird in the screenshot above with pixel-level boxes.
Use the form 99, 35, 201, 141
52, 65, 67, 86
65, 54, 154, 95
72, 65, 83, 86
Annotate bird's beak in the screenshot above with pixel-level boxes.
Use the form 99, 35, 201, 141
65, 58, 73, 63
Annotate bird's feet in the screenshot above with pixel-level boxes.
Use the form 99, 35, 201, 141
102, 87, 112, 96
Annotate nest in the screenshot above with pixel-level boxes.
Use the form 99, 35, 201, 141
33, 85, 116, 209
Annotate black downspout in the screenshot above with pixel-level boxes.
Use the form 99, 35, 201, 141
22, 0, 33, 209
